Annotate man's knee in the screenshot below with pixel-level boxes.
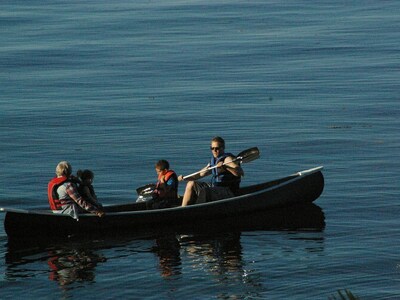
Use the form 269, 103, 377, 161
186, 181, 194, 190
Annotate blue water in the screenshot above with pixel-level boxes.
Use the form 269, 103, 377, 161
1, 1, 399, 299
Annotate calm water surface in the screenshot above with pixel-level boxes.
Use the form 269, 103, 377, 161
0, 1, 399, 299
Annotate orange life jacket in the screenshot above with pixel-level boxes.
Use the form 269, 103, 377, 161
154, 169, 178, 200
47, 176, 68, 210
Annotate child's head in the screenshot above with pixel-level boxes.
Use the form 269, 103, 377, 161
155, 160, 169, 174
77, 169, 94, 183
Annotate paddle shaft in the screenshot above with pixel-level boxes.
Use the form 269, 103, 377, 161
182, 156, 241, 180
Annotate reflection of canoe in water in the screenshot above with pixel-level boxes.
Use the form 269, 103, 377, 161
1, 166, 324, 239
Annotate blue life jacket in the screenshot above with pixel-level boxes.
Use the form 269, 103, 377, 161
210, 152, 241, 191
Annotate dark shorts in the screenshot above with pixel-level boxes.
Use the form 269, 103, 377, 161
192, 182, 234, 204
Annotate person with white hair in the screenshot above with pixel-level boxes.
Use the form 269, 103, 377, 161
48, 161, 104, 219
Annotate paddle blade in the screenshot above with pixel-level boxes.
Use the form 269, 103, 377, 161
136, 183, 156, 195
236, 147, 260, 163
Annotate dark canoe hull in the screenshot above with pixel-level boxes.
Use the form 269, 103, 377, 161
3, 167, 324, 239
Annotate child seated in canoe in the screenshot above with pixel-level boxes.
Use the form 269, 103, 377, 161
151, 160, 179, 208
77, 169, 103, 209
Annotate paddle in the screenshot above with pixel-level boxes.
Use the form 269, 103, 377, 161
136, 183, 156, 196
182, 147, 260, 180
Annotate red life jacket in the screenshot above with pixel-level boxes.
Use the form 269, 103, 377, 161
154, 170, 178, 200
47, 176, 68, 210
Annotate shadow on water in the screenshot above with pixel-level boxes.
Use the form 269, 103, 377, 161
153, 231, 246, 281
47, 248, 107, 286
144, 204, 326, 299
4, 203, 325, 288
4, 237, 110, 288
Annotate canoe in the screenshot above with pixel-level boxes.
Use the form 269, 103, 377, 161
1, 166, 324, 239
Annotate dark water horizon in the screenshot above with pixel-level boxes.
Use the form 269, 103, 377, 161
1, 1, 399, 299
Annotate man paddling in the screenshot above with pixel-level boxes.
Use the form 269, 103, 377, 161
178, 136, 244, 206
